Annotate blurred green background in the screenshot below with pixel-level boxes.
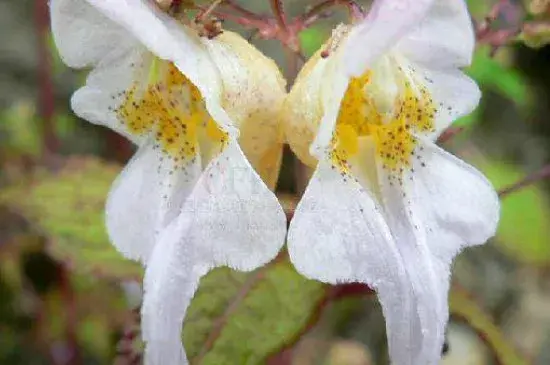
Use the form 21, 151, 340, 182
1, 0, 550, 364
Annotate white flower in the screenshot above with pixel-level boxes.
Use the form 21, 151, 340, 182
284, 1, 500, 364
51, 0, 287, 364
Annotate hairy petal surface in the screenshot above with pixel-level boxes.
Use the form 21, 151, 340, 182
404, 138, 500, 270
50, 0, 129, 67
54, 0, 287, 261
288, 163, 420, 364
106, 139, 201, 263
398, 0, 475, 68
374, 138, 499, 363
206, 32, 287, 189
402, 60, 480, 136
285, 2, 498, 364
143, 141, 286, 364
53, 4, 288, 365
283, 51, 329, 167
344, 0, 434, 76
141, 215, 203, 365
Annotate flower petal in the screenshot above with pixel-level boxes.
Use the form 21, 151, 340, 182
377, 170, 444, 364
50, 0, 130, 68
407, 138, 500, 266
403, 60, 480, 136
344, 0, 435, 76
71, 47, 152, 143
141, 214, 206, 365
376, 138, 500, 363
84, 0, 228, 113
398, 0, 475, 68
185, 141, 286, 270
283, 52, 331, 167
106, 139, 201, 262
288, 162, 423, 364
204, 31, 287, 189
142, 141, 286, 364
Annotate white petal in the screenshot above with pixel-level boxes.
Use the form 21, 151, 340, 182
311, 50, 350, 158
105, 140, 201, 263
142, 141, 287, 364
376, 139, 500, 364
405, 60, 480, 136
377, 170, 444, 364
398, 0, 475, 68
344, 0, 435, 76
56, 0, 236, 137
184, 141, 286, 270
141, 214, 207, 365
288, 162, 424, 365
71, 46, 152, 143
84, 0, 228, 114
50, 0, 130, 68
408, 139, 500, 266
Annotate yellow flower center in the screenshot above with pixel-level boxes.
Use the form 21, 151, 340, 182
331, 60, 437, 178
114, 60, 228, 167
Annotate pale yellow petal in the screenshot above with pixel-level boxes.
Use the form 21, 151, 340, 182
283, 25, 352, 168
204, 31, 287, 190
282, 51, 325, 168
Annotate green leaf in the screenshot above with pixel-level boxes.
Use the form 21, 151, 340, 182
299, 27, 328, 57
453, 49, 530, 128
184, 259, 326, 364
0, 102, 42, 157
0, 157, 142, 280
467, 50, 531, 108
481, 161, 550, 265
450, 287, 528, 365
466, 0, 495, 17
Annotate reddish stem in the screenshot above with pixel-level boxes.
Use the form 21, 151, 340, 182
269, 0, 290, 33
437, 127, 464, 144
222, 0, 264, 21
59, 265, 81, 365
300, 0, 364, 27
267, 283, 373, 364
498, 164, 550, 198
34, 0, 58, 157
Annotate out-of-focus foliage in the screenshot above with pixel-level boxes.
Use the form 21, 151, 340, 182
0, 152, 328, 363
185, 262, 325, 364
450, 287, 528, 365
0, 158, 142, 280
521, 0, 550, 47
484, 161, 550, 264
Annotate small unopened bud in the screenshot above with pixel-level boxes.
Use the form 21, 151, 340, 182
155, 0, 173, 11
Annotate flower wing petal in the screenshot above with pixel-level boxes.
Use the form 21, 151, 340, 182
50, 0, 130, 68
284, 52, 331, 167
106, 140, 201, 263
378, 170, 444, 364
71, 47, 152, 143
288, 162, 425, 364
141, 141, 286, 364
376, 138, 500, 364
406, 61, 480, 137
204, 31, 287, 189
141, 214, 204, 365
344, 0, 435, 76
409, 138, 500, 266
398, 0, 475, 68
85, 0, 226, 111
187, 141, 286, 270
